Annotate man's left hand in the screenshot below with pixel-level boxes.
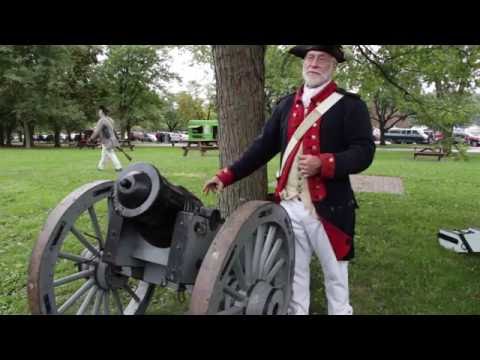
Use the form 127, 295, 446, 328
299, 155, 322, 177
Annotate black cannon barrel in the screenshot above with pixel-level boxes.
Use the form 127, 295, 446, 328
113, 163, 204, 247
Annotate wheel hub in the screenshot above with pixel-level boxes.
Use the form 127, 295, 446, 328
94, 262, 111, 290
79, 249, 127, 291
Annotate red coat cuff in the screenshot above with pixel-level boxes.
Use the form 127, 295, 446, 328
318, 153, 335, 179
216, 168, 236, 187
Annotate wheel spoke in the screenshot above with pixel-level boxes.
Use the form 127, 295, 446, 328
107, 197, 114, 220
92, 290, 104, 315
251, 224, 267, 279
57, 278, 95, 314
103, 290, 110, 315
88, 206, 104, 250
123, 284, 140, 303
232, 257, 247, 291
261, 238, 283, 279
112, 289, 123, 315
265, 258, 286, 283
223, 285, 247, 303
258, 225, 277, 279
217, 306, 245, 315
58, 252, 92, 264
71, 225, 101, 257
223, 279, 237, 308
243, 238, 253, 286
54, 269, 95, 287
77, 285, 98, 315
83, 232, 102, 245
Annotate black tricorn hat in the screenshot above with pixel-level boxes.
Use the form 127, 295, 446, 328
289, 45, 346, 63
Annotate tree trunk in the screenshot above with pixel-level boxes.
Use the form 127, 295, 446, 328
29, 123, 35, 148
23, 121, 32, 148
206, 104, 211, 120
379, 116, 386, 146
7, 127, 14, 146
17, 129, 22, 145
54, 126, 61, 148
213, 45, 267, 218
0, 124, 4, 146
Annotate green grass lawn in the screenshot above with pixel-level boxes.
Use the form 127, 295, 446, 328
0, 146, 479, 315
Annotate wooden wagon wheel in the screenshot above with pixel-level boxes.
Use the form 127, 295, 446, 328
190, 201, 295, 315
28, 181, 155, 315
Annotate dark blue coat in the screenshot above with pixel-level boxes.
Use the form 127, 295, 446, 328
228, 89, 376, 260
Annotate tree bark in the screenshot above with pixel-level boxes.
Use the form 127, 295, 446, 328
23, 121, 32, 148
54, 125, 61, 148
6, 127, 15, 146
29, 123, 35, 148
213, 45, 267, 217
0, 124, 4, 146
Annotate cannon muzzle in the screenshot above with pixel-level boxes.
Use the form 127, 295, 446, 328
113, 163, 203, 247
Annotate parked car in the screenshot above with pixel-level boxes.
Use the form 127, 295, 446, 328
156, 131, 171, 143
169, 132, 184, 144
433, 128, 467, 144
465, 127, 480, 147
140, 133, 157, 142
128, 131, 144, 141
383, 127, 431, 144
179, 132, 188, 142
146, 133, 158, 142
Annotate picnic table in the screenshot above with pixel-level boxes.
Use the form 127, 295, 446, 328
182, 140, 218, 156
413, 147, 446, 161
119, 139, 135, 151
70, 139, 99, 149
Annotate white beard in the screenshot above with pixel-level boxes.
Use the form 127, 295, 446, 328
303, 62, 336, 88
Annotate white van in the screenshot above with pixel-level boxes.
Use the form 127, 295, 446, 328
384, 127, 431, 144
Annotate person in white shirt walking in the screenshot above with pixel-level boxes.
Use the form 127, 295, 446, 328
89, 106, 123, 172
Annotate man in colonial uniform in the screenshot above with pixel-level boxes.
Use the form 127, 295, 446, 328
204, 45, 375, 315
89, 106, 123, 172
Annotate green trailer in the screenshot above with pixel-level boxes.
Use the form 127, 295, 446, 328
188, 120, 218, 142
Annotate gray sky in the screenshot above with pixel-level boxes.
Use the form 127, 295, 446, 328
167, 48, 214, 99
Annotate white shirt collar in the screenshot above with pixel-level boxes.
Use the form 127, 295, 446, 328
302, 81, 331, 108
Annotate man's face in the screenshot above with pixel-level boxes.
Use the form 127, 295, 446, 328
98, 109, 104, 118
302, 51, 337, 88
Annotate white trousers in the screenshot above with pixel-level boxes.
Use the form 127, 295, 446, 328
281, 199, 353, 315
97, 145, 122, 171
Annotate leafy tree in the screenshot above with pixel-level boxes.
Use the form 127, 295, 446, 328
0, 45, 101, 147
95, 45, 178, 136
176, 90, 207, 124
264, 45, 302, 114
342, 45, 480, 153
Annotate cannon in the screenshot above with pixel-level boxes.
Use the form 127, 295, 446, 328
27, 163, 295, 315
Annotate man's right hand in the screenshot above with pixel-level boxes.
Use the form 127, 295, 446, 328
203, 176, 224, 195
